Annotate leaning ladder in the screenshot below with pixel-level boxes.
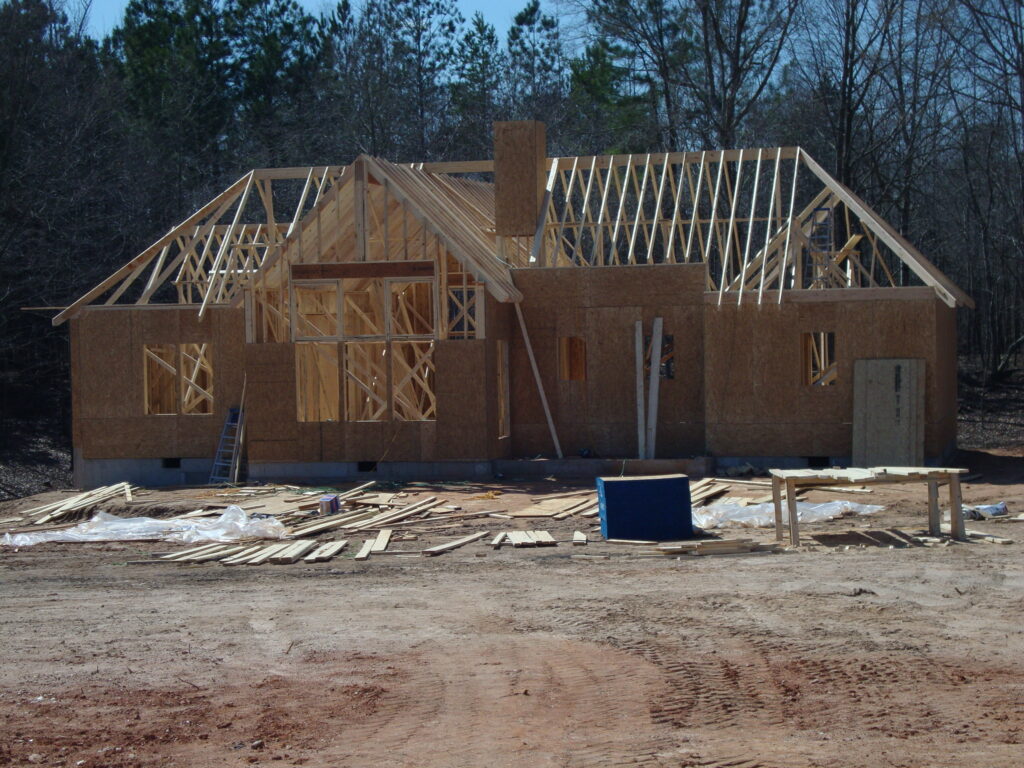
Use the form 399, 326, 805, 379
209, 378, 246, 485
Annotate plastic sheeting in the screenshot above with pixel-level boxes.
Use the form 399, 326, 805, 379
1, 506, 287, 547
692, 500, 884, 530
964, 502, 1008, 520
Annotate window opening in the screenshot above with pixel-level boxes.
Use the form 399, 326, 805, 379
390, 280, 434, 337
344, 341, 388, 421
144, 344, 178, 415
180, 343, 213, 415
342, 278, 386, 337
293, 283, 338, 339
803, 332, 837, 386
391, 341, 436, 420
558, 337, 587, 381
446, 287, 478, 339
296, 342, 340, 422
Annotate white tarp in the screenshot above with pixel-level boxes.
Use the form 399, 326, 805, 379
692, 500, 884, 530
2, 506, 287, 547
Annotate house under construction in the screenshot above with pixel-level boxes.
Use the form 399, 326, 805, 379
55, 122, 970, 486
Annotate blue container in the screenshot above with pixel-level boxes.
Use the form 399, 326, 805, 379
597, 474, 693, 541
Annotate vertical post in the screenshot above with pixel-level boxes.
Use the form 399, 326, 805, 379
645, 317, 663, 459
771, 475, 784, 541
514, 302, 563, 458
948, 473, 966, 541
927, 478, 941, 536
786, 478, 800, 546
635, 320, 646, 459
354, 157, 367, 262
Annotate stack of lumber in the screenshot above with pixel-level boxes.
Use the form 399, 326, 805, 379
689, 478, 731, 506
653, 538, 783, 556
492, 530, 558, 548
7, 483, 136, 527
519, 492, 599, 519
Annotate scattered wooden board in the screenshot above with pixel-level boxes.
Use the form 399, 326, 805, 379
371, 528, 393, 552
303, 540, 349, 562
528, 530, 557, 547
572, 531, 587, 546
507, 531, 536, 547
421, 531, 488, 556
270, 541, 319, 564
354, 540, 374, 560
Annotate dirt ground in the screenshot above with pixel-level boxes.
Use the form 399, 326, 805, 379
2, 450, 1024, 768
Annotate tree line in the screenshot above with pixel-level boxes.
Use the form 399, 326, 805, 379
0, 0, 1021, 435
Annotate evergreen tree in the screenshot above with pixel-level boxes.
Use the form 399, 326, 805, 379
451, 12, 507, 157
506, 0, 565, 127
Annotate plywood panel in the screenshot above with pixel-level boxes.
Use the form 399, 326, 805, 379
78, 417, 179, 459
704, 297, 944, 458
78, 310, 136, 419
494, 121, 546, 236
852, 358, 925, 466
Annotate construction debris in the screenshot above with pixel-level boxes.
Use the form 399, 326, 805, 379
8, 482, 135, 527
654, 539, 783, 556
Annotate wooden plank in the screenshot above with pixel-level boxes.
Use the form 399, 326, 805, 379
771, 476, 784, 542
948, 474, 966, 541
635, 319, 646, 459
303, 540, 349, 562
421, 530, 488, 556
507, 531, 536, 547
572, 531, 587, 545
219, 545, 265, 565
160, 543, 225, 561
644, 317, 663, 459
927, 479, 941, 536
180, 545, 247, 563
786, 478, 800, 546
291, 260, 434, 280
270, 540, 319, 564
245, 542, 293, 565
371, 528, 393, 553
354, 539, 374, 560
529, 530, 557, 547
529, 489, 595, 502
515, 302, 563, 458
490, 532, 507, 549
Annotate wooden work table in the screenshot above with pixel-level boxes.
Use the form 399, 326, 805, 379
769, 466, 968, 546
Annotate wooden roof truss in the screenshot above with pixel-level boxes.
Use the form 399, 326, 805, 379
53, 146, 969, 328
526, 147, 971, 308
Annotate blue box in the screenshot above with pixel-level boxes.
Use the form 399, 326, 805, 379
597, 474, 693, 541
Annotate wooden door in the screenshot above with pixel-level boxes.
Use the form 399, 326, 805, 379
852, 358, 925, 466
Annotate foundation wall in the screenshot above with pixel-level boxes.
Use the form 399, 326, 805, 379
703, 292, 955, 459
509, 264, 707, 459
71, 306, 245, 461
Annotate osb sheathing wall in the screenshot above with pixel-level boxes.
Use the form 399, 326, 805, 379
71, 306, 245, 459
509, 264, 707, 458
245, 340, 501, 464
703, 292, 956, 458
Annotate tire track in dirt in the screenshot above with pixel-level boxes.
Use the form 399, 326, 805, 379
316, 635, 678, 767
530, 594, 1024, 767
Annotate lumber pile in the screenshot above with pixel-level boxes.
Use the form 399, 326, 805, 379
7, 483, 137, 527
653, 538, 783, 556
492, 530, 558, 548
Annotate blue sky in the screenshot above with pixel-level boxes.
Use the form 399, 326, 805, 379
80, 0, 523, 40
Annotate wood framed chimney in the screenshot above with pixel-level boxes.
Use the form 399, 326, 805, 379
493, 121, 547, 237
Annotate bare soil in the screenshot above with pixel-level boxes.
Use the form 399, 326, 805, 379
2, 453, 1024, 767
